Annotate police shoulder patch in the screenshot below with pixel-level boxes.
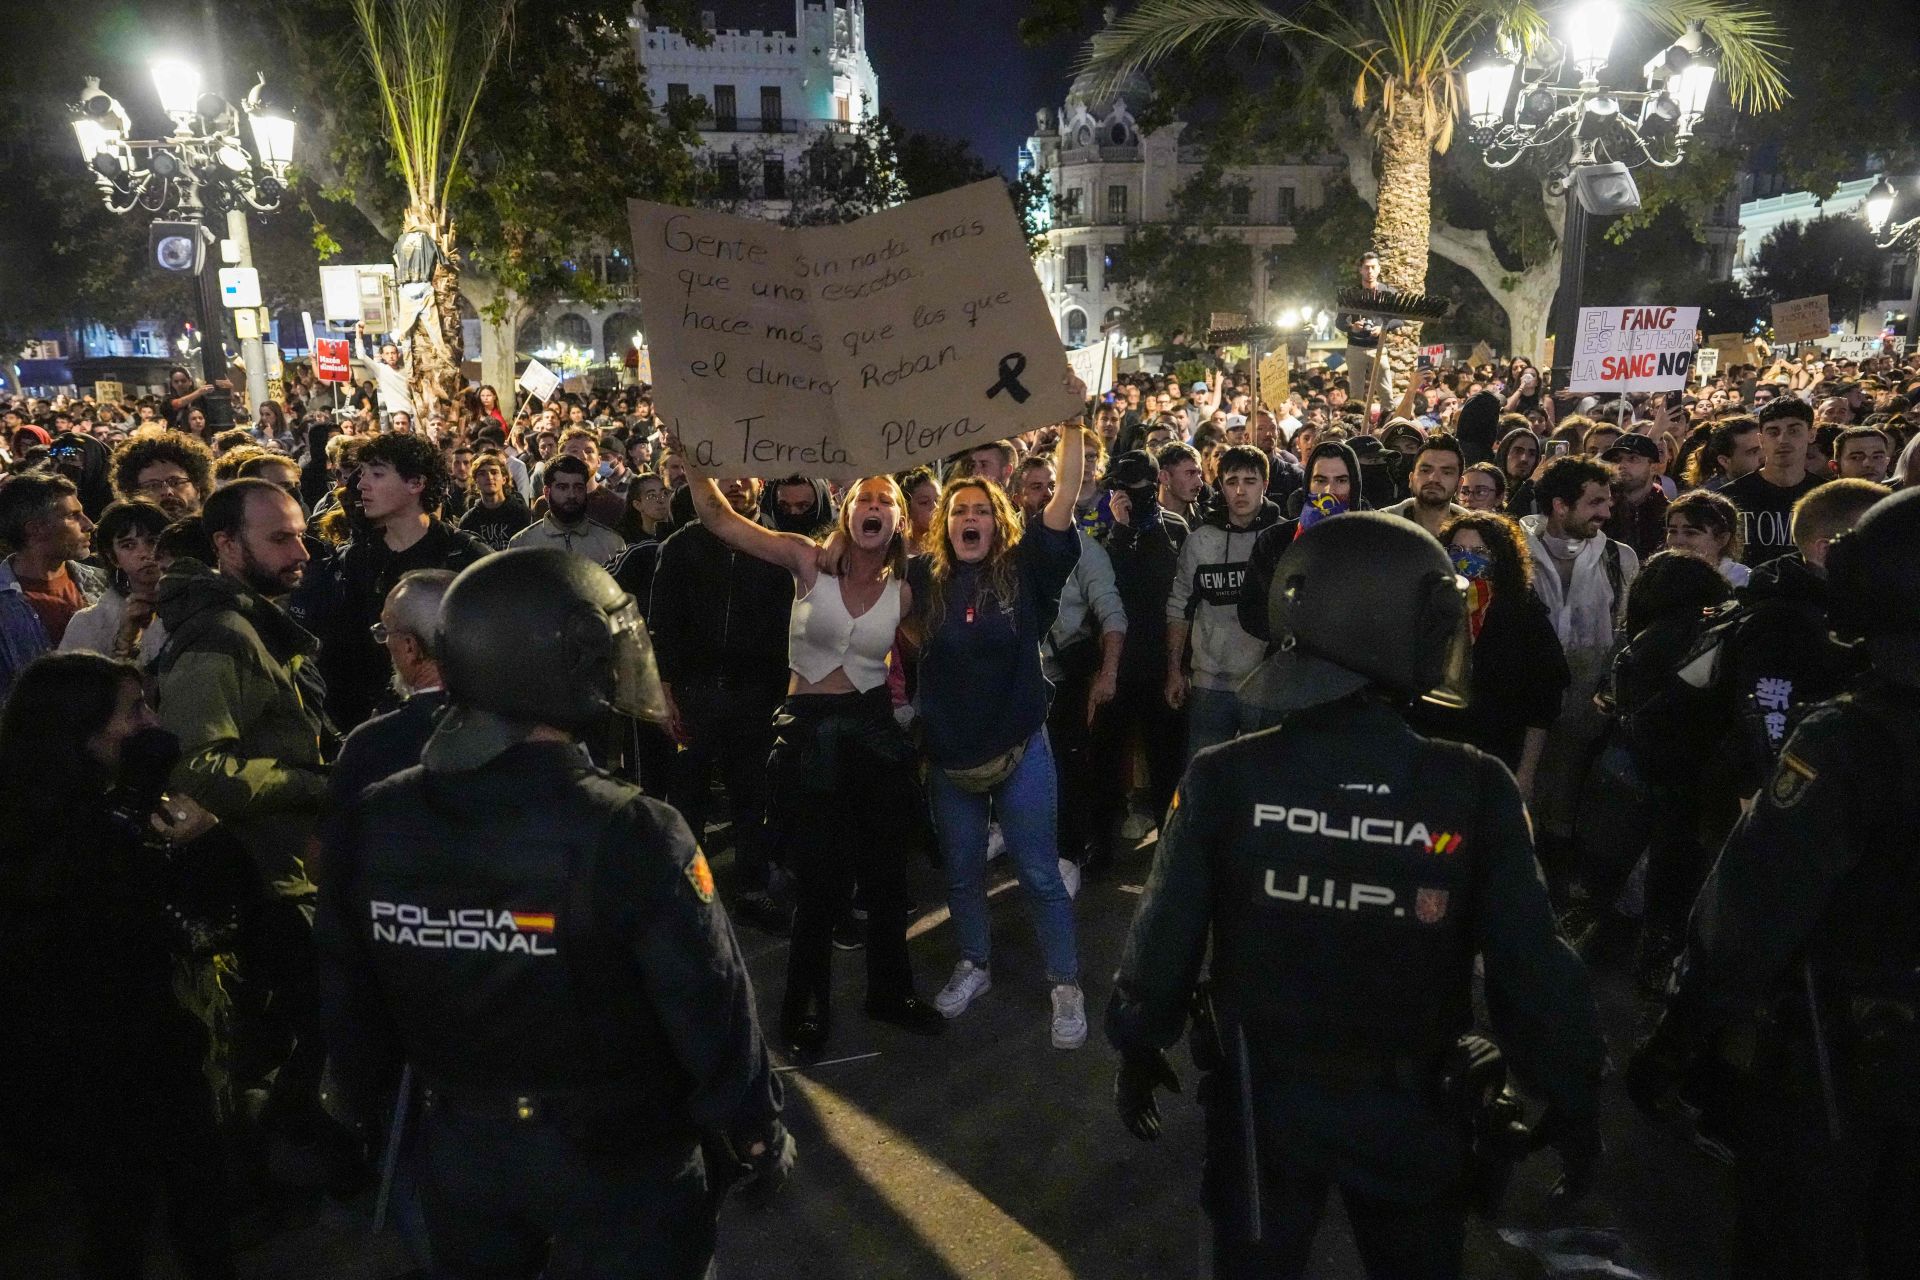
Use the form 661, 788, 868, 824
685, 850, 716, 903
1768, 751, 1818, 809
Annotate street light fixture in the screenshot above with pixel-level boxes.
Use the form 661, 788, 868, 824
1466, 7, 1721, 387
1861, 175, 1920, 344
69, 62, 295, 430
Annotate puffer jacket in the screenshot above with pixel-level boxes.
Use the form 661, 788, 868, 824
1167, 498, 1282, 689
152, 559, 330, 897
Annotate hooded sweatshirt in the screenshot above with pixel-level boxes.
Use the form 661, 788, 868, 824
1239, 440, 1368, 644
1169, 496, 1282, 689
1520, 513, 1638, 693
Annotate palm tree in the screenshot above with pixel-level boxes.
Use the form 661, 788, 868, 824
348, 0, 516, 412
1080, 0, 1786, 366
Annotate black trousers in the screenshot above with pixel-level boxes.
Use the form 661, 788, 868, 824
771, 691, 918, 1028
1046, 641, 1104, 864
418, 1105, 714, 1280
1089, 674, 1186, 843
668, 678, 785, 894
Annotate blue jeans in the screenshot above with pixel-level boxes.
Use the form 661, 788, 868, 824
1186, 684, 1262, 761
929, 729, 1079, 984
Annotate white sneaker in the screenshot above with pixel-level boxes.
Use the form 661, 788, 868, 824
1058, 857, 1081, 899
986, 822, 1007, 862
1050, 983, 1087, 1049
935, 959, 991, 1018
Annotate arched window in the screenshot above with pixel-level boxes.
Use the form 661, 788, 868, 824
1065, 309, 1088, 347
553, 313, 593, 353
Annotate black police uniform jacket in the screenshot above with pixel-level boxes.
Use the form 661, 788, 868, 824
315, 740, 780, 1148
1107, 698, 1603, 1199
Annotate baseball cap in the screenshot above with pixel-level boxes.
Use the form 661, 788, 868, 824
1600, 434, 1660, 462
1190, 381, 1209, 393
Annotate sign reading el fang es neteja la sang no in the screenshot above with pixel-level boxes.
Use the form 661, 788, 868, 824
1568, 306, 1701, 395
628, 179, 1084, 479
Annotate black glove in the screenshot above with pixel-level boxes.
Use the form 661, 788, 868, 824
1533, 1107, 1602, 1206
1115, 1048, 1182, 1141
733, 1121, 796, 1209
1624, 1016, 1698, 1123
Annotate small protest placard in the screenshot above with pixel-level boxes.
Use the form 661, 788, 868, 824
314, 337, 353, 383
517, 357, 561, 402
1419, 342, 1446, 369
629, 179, 1083, 478
92, 380, 125, 404
633, 345, 653, 384
1065, 335, 1113, 396
1469, 340, 1496, 368
1707, 332, 1757, 371
1693, 346, 1720, 378
1771, 295, 1830, 345
1258, 351, 1289, 414
1569, 307, 1699, 394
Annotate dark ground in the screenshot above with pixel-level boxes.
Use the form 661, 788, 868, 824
4, 821, 1734, 1280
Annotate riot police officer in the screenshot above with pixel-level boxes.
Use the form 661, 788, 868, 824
1106, 511, 1603, 1280
315, 547, 792, 1279
1628, 486, 1920, 1280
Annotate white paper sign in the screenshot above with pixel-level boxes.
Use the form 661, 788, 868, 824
1819, 334, 1905, 361
517, 357, 561, 402
1065, 335, 1113, 396
1693, 346, 1720, 378
1568, 306, 1700, 394
629, 180, 1083, 478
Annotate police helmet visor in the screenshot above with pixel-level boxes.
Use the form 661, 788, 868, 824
1416, 573, 1474, 711
607, 597, 669, 723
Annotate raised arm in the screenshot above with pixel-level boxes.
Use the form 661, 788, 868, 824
1044, 421, 1085, 533
688, 471, 819, 578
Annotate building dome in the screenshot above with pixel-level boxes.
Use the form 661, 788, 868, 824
1064, 62, 1150, 119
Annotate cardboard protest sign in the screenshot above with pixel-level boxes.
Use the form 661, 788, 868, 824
1568, 307, 1699, 394
1707, 332, 1754, 371
1469, 340, 1496, 368
633, 345, 653, 384
517, 357, 560, 402
92, 380, 125, 403
1771, 295, 1830, 345
1258, 351, 1289, 414
1065, 334, 1113, 395
314, 337, 353, 383
629, 179, 1083, 478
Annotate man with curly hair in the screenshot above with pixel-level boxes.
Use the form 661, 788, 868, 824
319, 433, 488, 729
110, 429, 214, 521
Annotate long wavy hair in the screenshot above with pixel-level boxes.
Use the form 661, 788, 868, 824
1438, 509, 1533, 599
919, 476, 1023, 632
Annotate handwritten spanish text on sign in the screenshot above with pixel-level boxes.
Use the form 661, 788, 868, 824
1771, 295, 1830, 345
629, 180, 1083, 478
1568, 306, 1699, 394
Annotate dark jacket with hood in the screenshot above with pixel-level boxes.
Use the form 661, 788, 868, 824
152, 558, 330, 895
649, 511, 794, 692
762, 476, 835, 537
1498, 426, 1543, 519
1100, 489, 1189, 685
1455, 392, 1503, 468
1729, 553, 1866, 760
1168, 496, 1283, 689
1238, 440, 1370, 644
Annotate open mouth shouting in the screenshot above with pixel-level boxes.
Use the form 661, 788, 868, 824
861, 514, 884, 536
960, 527, 983, 548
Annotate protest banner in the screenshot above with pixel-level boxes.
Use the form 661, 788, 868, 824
1568, 306, 1699, 394
1258, 350, 1289, 414
629, 179, 1083, 478
1771, 295, 1830, 345
92, 380, 125, 404
1820, 333, 1903, 361
1065, 334, 1113, 395
1420, 343, 1446, 368
517, 357, 561, 403
314, 337, 353, 383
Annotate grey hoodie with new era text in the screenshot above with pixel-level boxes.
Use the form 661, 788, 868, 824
1167, 496, 1282, 690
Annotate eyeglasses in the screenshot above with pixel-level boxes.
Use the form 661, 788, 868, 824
369, 621, 399, 644
136, 475, 195, 494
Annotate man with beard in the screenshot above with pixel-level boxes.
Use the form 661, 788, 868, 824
458, 452, 533, 551
767, 475, 833, 536
509, 455, 626, 565
1383, 433, 1469, 537
0, 473, 105, 700
111, 429, 214, 520
648, 474, 794, 934
152, 478, 336, 1179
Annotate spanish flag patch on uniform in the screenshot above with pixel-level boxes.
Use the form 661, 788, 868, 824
686, 851, 716, 904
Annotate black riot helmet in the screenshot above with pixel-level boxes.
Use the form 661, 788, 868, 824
423, 547, 667, 771
1238, 511, 1470, 714
1825, 486, 1920, 680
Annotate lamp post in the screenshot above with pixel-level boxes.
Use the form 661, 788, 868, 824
1864, 175, 1920, 350
70, 63, 296, 431
1464, 3, 1719, 389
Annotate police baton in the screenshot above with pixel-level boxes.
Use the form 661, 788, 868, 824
373, 1064, 413, 1233
1231, 1021, 1263, 1242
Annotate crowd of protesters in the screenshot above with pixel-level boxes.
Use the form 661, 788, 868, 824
1, 323, 1917, 1276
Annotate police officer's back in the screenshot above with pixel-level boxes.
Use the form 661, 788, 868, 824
1107, 512, 1603, 1280
1629, 486, 1920, 1280
315, 547, 792, 1279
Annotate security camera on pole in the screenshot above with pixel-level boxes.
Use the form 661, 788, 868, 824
70, 62, 297, 430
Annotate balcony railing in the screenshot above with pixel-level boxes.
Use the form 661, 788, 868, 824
699, 116, 855, 135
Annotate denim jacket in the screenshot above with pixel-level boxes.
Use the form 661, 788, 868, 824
0, 557, 109, 702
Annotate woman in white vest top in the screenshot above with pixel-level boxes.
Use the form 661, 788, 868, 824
687, 469, 943, 1056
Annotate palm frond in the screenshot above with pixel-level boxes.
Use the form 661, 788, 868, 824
1075, 0, 1316, 102
1622, 0, 1789, 112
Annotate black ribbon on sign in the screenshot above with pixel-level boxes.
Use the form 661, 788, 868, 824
986, 353, 1031, 403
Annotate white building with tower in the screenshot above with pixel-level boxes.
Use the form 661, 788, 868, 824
1022, 25, 1339, 351
521, 0, 878, 371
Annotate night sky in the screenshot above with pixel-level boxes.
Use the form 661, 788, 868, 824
707, 0, 1080, 174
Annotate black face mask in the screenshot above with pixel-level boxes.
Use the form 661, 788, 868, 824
1122, 483, 1162, 528
771, 498, 822, 535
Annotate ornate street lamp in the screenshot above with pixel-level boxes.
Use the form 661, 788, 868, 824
70, 64, 296, 428
1464, 4, 1720, 386
1863, 175, 1920, 344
